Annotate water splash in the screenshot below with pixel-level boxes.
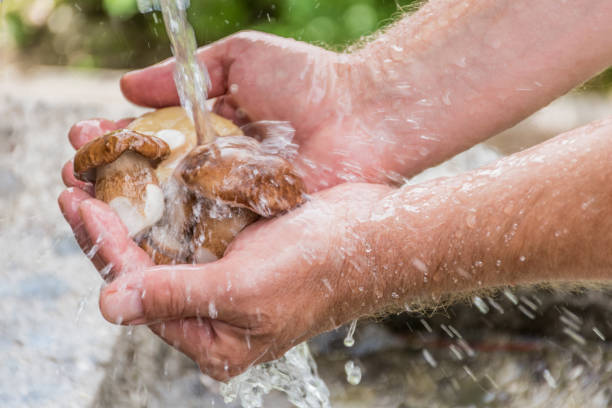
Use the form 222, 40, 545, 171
220, 343, 331, 408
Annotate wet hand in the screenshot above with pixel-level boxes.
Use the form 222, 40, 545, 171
120, 31, 409, 191
60, 115, 394, 380
62, 179, 391, 380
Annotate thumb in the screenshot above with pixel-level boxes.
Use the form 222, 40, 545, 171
120, 38, 232, 108
99, 260, 241, 326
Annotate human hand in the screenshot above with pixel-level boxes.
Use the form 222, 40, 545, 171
61, 168, 392, 380
120, 31, 418, 191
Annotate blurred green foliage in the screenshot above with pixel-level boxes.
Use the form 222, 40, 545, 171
1, 0, 611, 90
1, 0, 417, 68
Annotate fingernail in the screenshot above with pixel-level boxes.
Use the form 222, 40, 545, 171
101, 288, 144, 325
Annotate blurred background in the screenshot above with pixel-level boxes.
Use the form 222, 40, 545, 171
1, 0, 611, 92
2, 1, 612, 407
3, 0, 419, 68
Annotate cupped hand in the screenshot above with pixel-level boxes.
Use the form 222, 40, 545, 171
59, 117, 394, 380
62, 183, 392, 380
120, 31, 405, 191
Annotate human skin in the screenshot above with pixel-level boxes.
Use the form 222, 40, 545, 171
119, 0, 612, 192
59, 0, 612, 380
60, 119, 612, 380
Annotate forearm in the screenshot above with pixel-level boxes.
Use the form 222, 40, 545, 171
363, 118, 612, 309
351, 0, 612, 178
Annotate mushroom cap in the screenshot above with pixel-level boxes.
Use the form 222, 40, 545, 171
178, 135, 306, 217
128, 106, 242, 139
74, 129, 170, 183
127, 107, 243, 183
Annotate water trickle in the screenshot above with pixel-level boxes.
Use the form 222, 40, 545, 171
592, 327, 606, 341
344, 319, 358, 347
543, 369, 557, 389
85, 243, 100, 259
503, 289, 519, 305
473, 296, 489, 314
422, 349, 437, 368
99, 263, 114, 280
138, 0, 213, 144
420, 319, 432, 333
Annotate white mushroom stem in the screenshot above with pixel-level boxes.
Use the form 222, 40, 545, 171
142, 178, 194, 263
95, 152, 165, 237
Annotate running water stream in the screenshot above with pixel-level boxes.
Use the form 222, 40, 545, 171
135, 1, 331, 407
137, 0, 213, 144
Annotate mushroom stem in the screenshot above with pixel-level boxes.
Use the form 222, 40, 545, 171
140, 178, 194, 264
96, 152, 165, 238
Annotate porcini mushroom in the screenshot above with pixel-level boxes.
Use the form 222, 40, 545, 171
131, 107, 248, 264
127, 106, 243, 183
73, 129, 170, 237
178, 135, 306, 263
74, 107, 306, 265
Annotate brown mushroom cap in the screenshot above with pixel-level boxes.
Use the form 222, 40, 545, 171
178, 135, 306, 217
74, 129, 170, 183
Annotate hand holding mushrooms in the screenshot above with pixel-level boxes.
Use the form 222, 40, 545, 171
60, 0, 612, 382
72, 107, 305, 274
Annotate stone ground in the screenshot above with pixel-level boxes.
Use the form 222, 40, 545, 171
1, 65, 612, 407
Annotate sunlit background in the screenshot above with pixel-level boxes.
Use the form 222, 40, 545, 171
2, 1, 612, 407
1, 0, 611, 89
2, 0, 417, 68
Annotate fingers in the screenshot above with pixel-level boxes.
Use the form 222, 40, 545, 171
120, 39, 231, 108
78, 199, 153, 280
98, 259, 240, 326
61, 160, 94, 195
58, 188, 106, 271
68, 119, 119, 150
149, 318, 259, 381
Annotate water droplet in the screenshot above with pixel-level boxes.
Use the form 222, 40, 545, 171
503, 289, 519, 305
466, 213, 477, 228
208, 302, 218, 319
563, 327, 586, 345
344, 360, 362, 385
473, 296, 489, 314
422, 349, 437, 367
420, 319, 432, 333
344, 320, 357, 348
418, 146, 430, 157
99, 263, 114, 280
543, 369, 557, 389
442, 91, 451, 106
487, 297, 504, 314
412, 258, 428, 273
449, 344, 463, 360
593, 327, 606, 341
